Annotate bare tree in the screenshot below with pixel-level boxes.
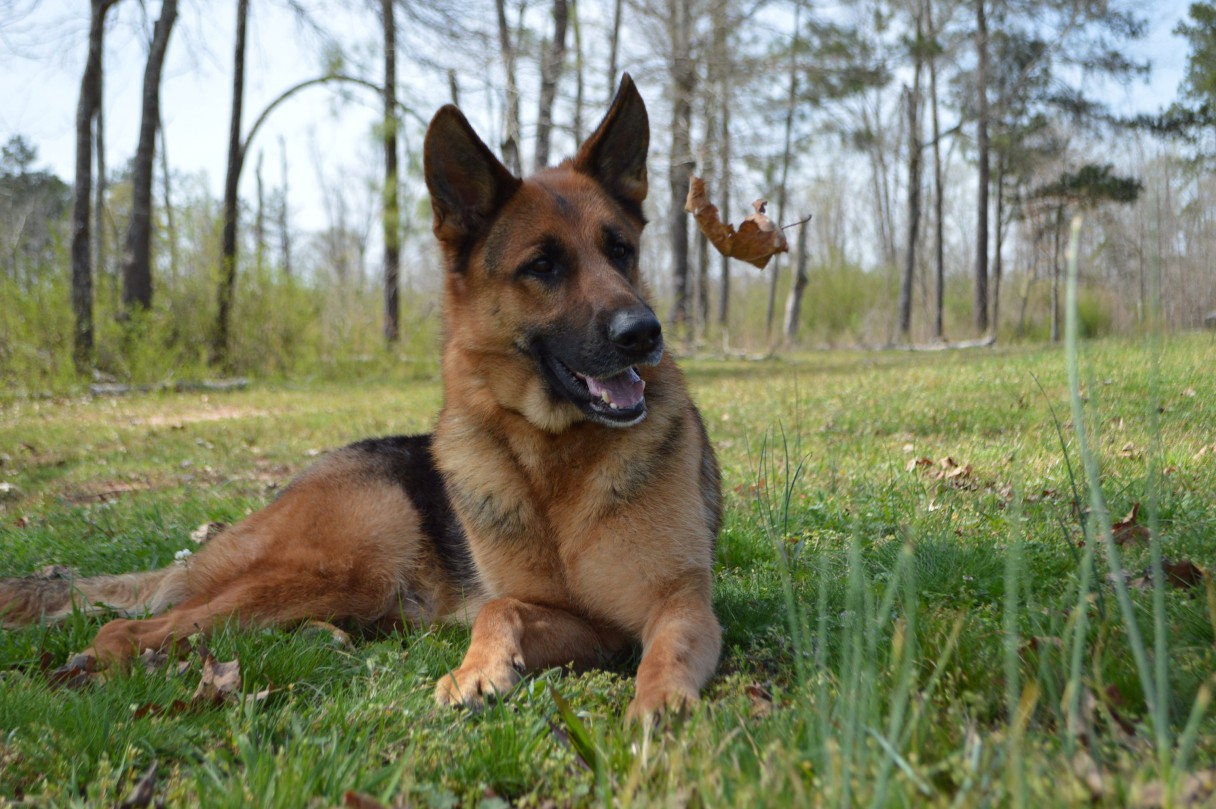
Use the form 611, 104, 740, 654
765, 1, 802, 342
382, 0, 401, 343
122, 0, 178, 313
71, 0, 118, 373
607, 0, 623, 102
973, 0, 991, 335
897, 0, 925, 340
783, 218, 811, 340
496, 0, 523, 175
927, 0, 945, 339
214, 0, 249, 365
278, 135, 292, 278
534, 0, 569, 170
667, 0, 696, 335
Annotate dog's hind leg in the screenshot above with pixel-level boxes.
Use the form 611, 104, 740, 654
82, 560, 407, 665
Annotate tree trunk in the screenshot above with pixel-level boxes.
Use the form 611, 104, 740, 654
447, 69, 460, 106
783, 217, 810, 341
570, 0, 584, 142
534, 0, 568, 170
94, 71, 107, 301
974, 0, 990, 335
607, 0, 623, 103
713, 5, 732, 337
382, 0, 401, 343
667, 0, 695, 336
1050, 206, 1063, 343
898, 48, 924, 340
765, 2, 801, 343
122, 0, 178, 313
992, 157, 1005, 339
928, 0, 945, 340
214, 0, 249, 366
278, 135, 292, 278
71, 0, 115, 374
496, 0, 522, 176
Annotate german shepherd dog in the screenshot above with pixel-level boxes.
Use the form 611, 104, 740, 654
0, 76, 721, 719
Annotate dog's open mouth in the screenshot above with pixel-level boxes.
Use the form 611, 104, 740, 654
541, 352, 649, 426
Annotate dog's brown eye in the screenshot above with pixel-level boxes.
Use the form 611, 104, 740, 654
610, 244, 627, 259
530, 258, 555, 274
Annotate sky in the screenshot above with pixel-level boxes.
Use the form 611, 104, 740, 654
0, 0, 1198, 236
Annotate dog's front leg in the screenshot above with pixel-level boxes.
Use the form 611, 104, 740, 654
435, 597, 606, 709
627, 585, 721, 721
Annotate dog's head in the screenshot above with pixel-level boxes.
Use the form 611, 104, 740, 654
424, 75, 661, 431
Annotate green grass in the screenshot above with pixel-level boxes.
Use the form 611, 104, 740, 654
1, 333, 1215, 806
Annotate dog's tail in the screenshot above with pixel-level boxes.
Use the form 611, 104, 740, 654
0, 565, 191, 627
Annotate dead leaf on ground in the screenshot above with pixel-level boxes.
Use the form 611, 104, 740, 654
906, 456, 933, 472
744, 682, 775, 717
685, 176, 790, 269
1119, 442, 1142, 459
189, 522, 228, 545
192, 649, 242, 706
48, 653, 101, 690
1112, 503, 1151, 547
343, 792, 389, 809
118, 761, 159, 809
132, 699, 191, 720
1162, 559, 1205, 589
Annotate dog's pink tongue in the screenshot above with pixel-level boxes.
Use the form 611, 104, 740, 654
582, 368, 645, 408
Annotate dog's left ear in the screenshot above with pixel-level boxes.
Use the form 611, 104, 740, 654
572, 73, 649, 209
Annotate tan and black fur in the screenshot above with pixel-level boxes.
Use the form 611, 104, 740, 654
0, 76, 721, 718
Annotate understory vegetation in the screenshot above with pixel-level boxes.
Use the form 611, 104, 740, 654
0, 334, 1213, 807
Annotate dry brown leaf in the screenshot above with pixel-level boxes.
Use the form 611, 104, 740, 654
48, 653, 100, 690
685, 176, 790, 269
744, 682, 775, 717
192, 650, 242, 706
190, 521, 227, 545
1162, 559, 1205, 589
1112, 503, 1151, 547
343, 791, 389, 809
906, 456, 933, 472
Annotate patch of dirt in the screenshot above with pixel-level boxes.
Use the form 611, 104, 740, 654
139, 407, 272, 428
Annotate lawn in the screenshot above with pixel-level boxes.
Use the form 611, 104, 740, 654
1, 335, 1214, 807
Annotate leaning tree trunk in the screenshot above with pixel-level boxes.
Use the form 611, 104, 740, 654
607, 0, 623, 102
382, 0, 401, 343
534, 0, 568, 170
94, 72, 107, 303
122, 0, 178, 313
214, 0, 249, 366
496, 0, 522, 176
71, 0, 115, 374
570, 0, 584, 141
973, 0, 991, 335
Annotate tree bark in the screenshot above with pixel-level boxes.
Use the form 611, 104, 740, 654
992, 156, 1005, 338
71, 0, 116, 374
570, 0, 584, 142
214, 0, 249, 366
712, 3, 732, 336
94, 71, 106, 299
122, 0, 177, 313
974, 0, 991, 334
255, 150, 266, 274
158, 121, 178, 280
534, 0, 568, 170
928, 0, 945, 340
1050, 205, 1062, 342
667, 0, 695, 335
382, 0, 401, 343
607, 0, 623, 103
783, 217, 811, 340
496, 0, 522, 176
898, 84, 923, 337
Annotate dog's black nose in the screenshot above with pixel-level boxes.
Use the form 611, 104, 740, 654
607, 308, 663, 357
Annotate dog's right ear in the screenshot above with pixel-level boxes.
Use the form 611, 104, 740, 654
424, 105, 521, 249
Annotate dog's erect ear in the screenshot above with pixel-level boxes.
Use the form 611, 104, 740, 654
572, 73, 649, 209
424, 105, 522, 248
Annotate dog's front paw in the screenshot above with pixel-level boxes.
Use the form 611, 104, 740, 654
434, 655, 524, 709
625, 681, 698, 723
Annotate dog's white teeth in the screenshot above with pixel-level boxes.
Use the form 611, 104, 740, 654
600, 391, 613, 405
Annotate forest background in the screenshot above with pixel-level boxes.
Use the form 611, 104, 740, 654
1, 0, 1214, 394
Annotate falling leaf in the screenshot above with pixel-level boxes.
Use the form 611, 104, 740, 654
685, 176, 790, 269
192, 649, 242, 706
117, 761, 159, 809
1112, 503, 1150, 547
